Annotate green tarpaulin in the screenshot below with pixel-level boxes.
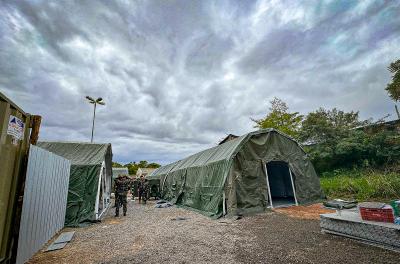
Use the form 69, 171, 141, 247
148, 129, 324, 218
37, 142, 112, 227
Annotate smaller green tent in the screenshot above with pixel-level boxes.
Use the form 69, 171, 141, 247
37, 142, 112, 227
148, 129, 324, 218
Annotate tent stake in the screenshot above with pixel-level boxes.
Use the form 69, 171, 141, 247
288, 167, 299, 206
264, 162, 273, 209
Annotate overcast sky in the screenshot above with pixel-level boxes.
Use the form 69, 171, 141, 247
1, 0, 399, 164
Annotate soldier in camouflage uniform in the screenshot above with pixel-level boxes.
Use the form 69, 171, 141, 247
137, 175, 145, 204
113, 177, 119, 208
142, 179, 150, 204
115, 175, 131, 217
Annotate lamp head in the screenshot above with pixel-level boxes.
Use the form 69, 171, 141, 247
85, 96, 95, 102
86, 96, 105, 105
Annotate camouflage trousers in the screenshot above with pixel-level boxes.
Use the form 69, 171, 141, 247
138, 190, 149, 204
115, 193, 127, 216
113, 192, 119, 208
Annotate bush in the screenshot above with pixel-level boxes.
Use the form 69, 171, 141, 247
320, 169, 400, 201
307, 130, 400, 173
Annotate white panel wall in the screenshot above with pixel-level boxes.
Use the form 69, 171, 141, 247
16, 145, 70, 264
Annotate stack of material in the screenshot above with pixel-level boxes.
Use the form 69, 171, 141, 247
45, 232, 75, 252
323, 199, 358, 209
320, 210, 400, 252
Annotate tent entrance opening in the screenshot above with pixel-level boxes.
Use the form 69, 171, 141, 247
266, 161, 296, 208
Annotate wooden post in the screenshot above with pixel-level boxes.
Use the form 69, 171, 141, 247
29, 115, 41, 145
395, 105, 400, 119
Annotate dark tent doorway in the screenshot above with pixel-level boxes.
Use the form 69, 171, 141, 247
266, 161, 298, 208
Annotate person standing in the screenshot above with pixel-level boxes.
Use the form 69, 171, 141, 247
113, 176, 120, 208
115, 174, 131, 217
142, 179, 150, 204
130, 177, 137, 200
137, 175, 145, 204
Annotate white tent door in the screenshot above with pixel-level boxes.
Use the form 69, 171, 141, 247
266, 161, 297, 208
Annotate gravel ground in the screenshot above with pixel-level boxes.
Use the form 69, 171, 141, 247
236, 213, 400, 264
29, 199, 400, 264
29, 199, 241, 264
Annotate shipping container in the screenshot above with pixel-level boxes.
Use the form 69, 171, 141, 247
0, 91, 31, 263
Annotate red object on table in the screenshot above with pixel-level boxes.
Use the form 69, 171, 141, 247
359, 203, 394, 223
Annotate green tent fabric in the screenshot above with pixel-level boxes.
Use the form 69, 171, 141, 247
149, 129, 324, 218
37, 142, 112, 227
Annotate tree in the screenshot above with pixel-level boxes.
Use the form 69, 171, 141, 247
252, 97, 303, 139
147, 162, 161, 168
300, 108, 376, 172
299, 108, 369, 144
386, 59, 400, 102
138, 160, 148, 168
117, 161, 161, 175
124, 162, 139, 175
112, 162, 123, 168
386, 59, 400, 118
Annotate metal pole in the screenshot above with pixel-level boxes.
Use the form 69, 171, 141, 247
288, 167, 298, 206
263, 162, 273, 209
91, 103, 96, 143
222, 191, 226, 216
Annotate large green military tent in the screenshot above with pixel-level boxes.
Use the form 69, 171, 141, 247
37, 142, 112, 226
148, 129, 324, 218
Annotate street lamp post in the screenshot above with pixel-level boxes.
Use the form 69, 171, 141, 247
85, 96, 105, 143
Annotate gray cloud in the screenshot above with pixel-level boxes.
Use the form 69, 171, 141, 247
1, 0, 399, 164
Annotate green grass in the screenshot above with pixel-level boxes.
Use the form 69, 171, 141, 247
320, 169, 400, 201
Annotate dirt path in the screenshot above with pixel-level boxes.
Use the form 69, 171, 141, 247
29, 200, 400, 264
